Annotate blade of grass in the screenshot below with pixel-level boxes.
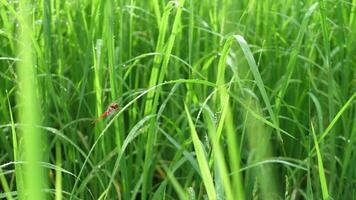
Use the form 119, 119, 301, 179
311, 123, 329, 200
0, 167, 13, 200
318, 92, 356, 142
55, 142, 62, 200
93, 39, 105, 156
215, 37, 245, 199
184, 104, 216, 200
202, 107, 234, 200
6, 90, 23, 199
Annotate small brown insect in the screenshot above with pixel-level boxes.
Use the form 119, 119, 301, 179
92, 102, 120, 124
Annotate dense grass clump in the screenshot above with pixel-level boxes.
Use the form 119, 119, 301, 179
1, 0, 355, 199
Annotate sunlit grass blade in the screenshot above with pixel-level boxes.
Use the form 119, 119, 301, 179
184, 103, 216, 200
311, 123, 329, 200
318, 92, 356, 142
55, 142, 62, 200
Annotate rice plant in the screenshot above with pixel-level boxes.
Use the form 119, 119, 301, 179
0, 0, 355, 199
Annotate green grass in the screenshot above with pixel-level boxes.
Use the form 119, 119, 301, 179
1, 0, 356, 199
